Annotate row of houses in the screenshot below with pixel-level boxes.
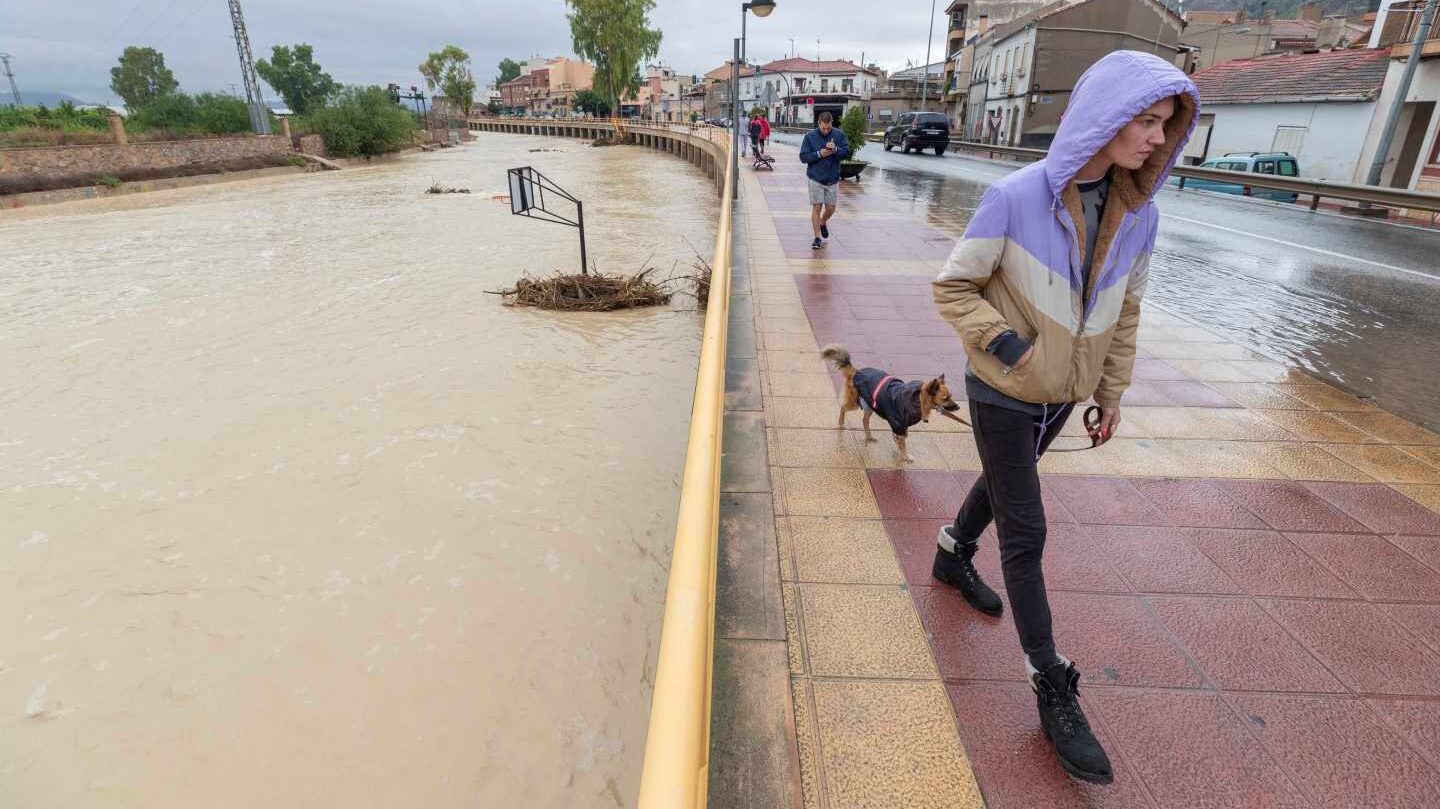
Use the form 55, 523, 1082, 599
934, 0, 1439, 196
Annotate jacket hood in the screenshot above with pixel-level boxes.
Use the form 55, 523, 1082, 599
1045, 50, 1201, 205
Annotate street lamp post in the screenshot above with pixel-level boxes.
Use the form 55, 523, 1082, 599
736, 0, 776, 196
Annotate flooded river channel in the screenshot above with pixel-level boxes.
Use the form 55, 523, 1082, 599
0, 135, 716, 807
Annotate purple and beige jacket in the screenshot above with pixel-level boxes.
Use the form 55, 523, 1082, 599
935, 51, 1200, 408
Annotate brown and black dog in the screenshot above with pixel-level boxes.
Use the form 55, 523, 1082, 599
821, 344, 960, 462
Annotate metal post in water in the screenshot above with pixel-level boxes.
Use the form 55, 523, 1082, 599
1365, 0, 1437, 187
576, 200, 589, 275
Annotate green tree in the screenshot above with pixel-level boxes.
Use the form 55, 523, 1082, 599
565, 0, 662, 114
305, 86, 418, 157
419, 45, 477, 116
128, 93, 256, 137
255, 44, 338, 115
572, 88, 611, 117
110, 46, 179, 109
839, 106, 867, 160
498, 58, 522, 85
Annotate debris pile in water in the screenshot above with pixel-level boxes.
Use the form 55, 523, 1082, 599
425, 184, 471, 194
490, 268, 672, 311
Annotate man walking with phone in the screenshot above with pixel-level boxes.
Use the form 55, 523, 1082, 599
799, 111, 849, 250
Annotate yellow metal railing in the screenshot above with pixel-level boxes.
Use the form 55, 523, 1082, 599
635, 128, 735, 808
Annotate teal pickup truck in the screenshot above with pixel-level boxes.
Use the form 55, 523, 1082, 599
1178, 152, 1301, 203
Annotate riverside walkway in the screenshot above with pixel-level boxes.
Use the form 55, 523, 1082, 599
714, 149, 1440, 808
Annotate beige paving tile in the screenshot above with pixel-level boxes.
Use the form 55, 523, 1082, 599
811, 679, 982, 809
1235, 442, 1374, 482
1319, 444, 1440, 484
1155, 439, 1287, 479
1394, 485, 1440, 515
1333, 410, 1440, 446
769, 427, 864, 468
776, 467, 881, 518
933, 432, 985, 472
766, 371, 839, 399
776, 518, 798, 581
1253, 410, 1379, 443
1139, 341, 1261, 361
1055, 409, 1154, 439
757, 303, 809, 321
799, 584, 937, 678
766, 397, 845, 429
857, 431, 949, 470
1273, 383, 1375, 412
1207, 382, 1316, 411
757, 317, 814, 335
1221, 359, 1297, 383
1123, 406, 1294, 441
1167, 359, 1260, 383
788, 517, 904, 584
763, 350, 831, 374
1402, 445, 1440, 467
1040, 437, 1184, 477
790, 679, 824, 809
761, 332, 826, 353
783, 583, 806, 674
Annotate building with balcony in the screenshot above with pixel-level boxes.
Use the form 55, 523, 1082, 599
752, 57, 881, 127
941, 2, 970, 129
1356, 1, 1440, 196
978, 0, 1186, 149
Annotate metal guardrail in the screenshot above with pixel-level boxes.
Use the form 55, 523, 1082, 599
635, 123, 733, 808
945, 139, 1440, 214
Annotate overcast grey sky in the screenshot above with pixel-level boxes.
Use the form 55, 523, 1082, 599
3, 0, 954, 104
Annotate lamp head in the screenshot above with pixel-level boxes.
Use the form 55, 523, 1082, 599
746, 0, 776, 18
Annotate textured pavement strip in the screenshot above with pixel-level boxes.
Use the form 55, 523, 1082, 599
739, 154, 1440, 808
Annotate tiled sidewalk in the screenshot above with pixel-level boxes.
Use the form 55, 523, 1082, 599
738, 154, 1440, 808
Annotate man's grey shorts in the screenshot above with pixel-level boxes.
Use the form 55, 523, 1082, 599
808, 179, 838, 206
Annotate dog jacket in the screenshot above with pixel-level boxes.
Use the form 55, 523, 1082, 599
852, 368, 924, 436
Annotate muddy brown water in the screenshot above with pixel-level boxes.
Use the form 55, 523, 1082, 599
0, 135, 716, 807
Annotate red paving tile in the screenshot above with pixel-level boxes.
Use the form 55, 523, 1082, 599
1045, 476, 1170, 526
867, 469, 965, 519
1048, 592, 1205, 688
1149, 596, 1345, 693
884, 518, 968, 587
1088, 525, 1244, 594
914, 584, 1022, 682
1091, 689, 1308, 809
947, 681, 1156, 808
1178, 528, 1358, 599
1366, 698, 1440, 770
1388, 534, 1440, 578
1226, 693, 1440, 808
1129, 477, 1268, 529
1258, 599, 1440, 696
1283, 532, 1440, 602
1382, 603, 1440, 657
1214, 480, 1369, 534
1302, 482, 1440, 536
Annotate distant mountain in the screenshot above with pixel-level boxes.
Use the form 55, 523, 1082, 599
0, 90, 97, 108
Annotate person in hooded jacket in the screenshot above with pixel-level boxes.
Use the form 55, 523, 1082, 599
931, 51, 1199, 784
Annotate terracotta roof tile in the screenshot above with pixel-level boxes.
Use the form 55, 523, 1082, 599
1191, 47, 1391, 104
757, 57, 878, 75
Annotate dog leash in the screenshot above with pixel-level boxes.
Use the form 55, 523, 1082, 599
937, 404, 1108, 453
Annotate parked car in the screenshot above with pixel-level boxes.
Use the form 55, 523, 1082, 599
1180, 152, 1300, 202
883, 112, 950, 155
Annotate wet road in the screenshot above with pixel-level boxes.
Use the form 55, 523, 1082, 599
771, 132, 1440, 430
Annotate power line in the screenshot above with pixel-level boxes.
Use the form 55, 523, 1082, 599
154, 0, 218, 46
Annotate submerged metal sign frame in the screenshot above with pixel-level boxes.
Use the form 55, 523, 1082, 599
506, 166, 588, 275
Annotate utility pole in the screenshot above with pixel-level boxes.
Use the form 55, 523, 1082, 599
0, 53, 21, 107
226, 0, 271, 134
921, 0, 938, 112
1365, 0, 1437, 187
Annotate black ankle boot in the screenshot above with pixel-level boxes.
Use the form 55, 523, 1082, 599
1031, 661, 1114, 785
932, 526, 1003, 616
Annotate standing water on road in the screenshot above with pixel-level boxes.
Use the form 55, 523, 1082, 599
0, 134, 715, 807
